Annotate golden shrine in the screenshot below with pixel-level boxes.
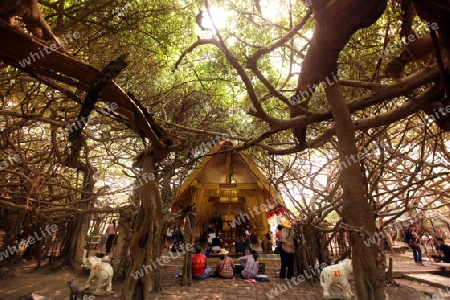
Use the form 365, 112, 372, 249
174, 141, 285, 244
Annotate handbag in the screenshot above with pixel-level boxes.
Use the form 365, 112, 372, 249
282, 242, 295, 253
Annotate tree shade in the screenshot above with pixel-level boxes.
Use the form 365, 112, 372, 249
0, 0, 450, 299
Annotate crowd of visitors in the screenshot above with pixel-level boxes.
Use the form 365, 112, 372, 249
190, 247, 261, 281
404, 224, 450, 264
187, 220, 449, 284
190, 218, 297, 282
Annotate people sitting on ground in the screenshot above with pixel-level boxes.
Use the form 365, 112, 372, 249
421, 231, 435, 261
238, 249, 259, 281
205, 245, 212, 258
192, 246, 212, 280
214, 248, 234, 278
431, 238, 450, 263
235, 236, 246, 255
211, 231, 222, 253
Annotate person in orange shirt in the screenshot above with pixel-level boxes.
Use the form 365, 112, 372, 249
192, 246, 212, 280
275, 224, 283, 253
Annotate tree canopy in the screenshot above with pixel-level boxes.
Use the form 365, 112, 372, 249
1, 0, 449, 299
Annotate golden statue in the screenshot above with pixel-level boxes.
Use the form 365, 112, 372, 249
222, 205, 235, 233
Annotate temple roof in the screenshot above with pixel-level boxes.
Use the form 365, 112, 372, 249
175, 141, 285, 209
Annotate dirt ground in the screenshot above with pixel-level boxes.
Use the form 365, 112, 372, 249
0, 261, 446, 300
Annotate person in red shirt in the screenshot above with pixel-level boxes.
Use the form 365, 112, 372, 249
192, 246, 212, 280
275, 224, 283, 251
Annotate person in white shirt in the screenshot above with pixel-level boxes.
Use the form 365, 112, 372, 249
244, 226, 251, 251
421, 231, 434, 261
208, 230, 216, 244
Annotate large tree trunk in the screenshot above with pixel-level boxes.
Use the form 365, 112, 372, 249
112, 205, 136, 281
66, 161, 95, 268
181, 211, 196, 286
289, 1, 388, 297
326, 83, 385, 299
121, 148, 165, 300
296, 223, 322, 282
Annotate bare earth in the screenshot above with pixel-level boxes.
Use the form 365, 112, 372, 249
1, 260, 446, 300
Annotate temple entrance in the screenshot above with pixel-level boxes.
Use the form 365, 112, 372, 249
174, 142, 285, 251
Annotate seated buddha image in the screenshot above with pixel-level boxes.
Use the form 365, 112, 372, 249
222, 205, 235, 232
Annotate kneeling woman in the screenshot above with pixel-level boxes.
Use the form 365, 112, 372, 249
215, 248, 235, 278
238, 250, 259, 280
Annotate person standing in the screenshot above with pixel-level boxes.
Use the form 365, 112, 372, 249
192, 246, 212, 280
244, 226, 252, 251
275, 224, 283, 254
279, 219, 295, 278
105, 219, 117, 254
207, 230, 216, 245
431, 238, 450, 263
405, 224, 424, 266
211, 231, 222, 253
274, 224, 283, 277
270, 230, 276, 252
262, 232, 273, 253
235, 236, 246, 255
421, 231, 434, 261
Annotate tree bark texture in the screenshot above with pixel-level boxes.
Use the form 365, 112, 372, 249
295, 223, 321, 283
181, 211, 196, 286
121, 148, 164, 300
67, 161, 95, 269
325, 83, 385, 299
112, 205, 137, 281
290, 0, 387, 145
0, 22, 164, 146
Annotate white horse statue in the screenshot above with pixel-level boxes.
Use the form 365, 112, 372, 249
320, 259, 354, 299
